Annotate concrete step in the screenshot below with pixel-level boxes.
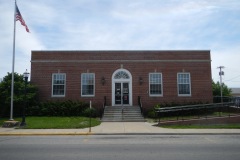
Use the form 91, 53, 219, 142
102, 106, 145, 122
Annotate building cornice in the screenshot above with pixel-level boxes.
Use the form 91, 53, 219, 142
31, 60, 211, 63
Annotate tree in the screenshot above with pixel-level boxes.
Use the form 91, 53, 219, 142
212, 80, 232, 97
0, 72, 38, 117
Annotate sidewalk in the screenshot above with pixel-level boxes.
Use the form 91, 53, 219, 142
1, 122, 240, 136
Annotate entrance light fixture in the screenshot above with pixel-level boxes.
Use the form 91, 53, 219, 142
101, 77, 106, 85
139, 77, 143, 85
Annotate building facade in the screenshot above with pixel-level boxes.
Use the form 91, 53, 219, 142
231, 88, 240, 97
31, 50, 213, 110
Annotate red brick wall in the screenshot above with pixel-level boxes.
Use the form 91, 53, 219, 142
31, 50, 212, 110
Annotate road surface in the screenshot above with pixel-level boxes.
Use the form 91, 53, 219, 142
0, 135, 239, 160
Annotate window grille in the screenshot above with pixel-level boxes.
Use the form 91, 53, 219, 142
52, 73, 66, 97
149, 73, 162, 96
81, 73, 95, 96
114, 71, 130, 79
178, 73, 191, 96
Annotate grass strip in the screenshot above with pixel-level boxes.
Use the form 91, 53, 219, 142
0, 116, 101, 129
160, 124, 240, 129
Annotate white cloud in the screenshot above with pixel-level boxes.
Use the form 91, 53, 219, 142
0, 0, 45, 78
211, 46, 240, 87
0, 0, 240, 89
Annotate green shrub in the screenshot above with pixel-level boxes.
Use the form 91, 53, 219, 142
154, 104, 161, 109
145, 104, 161, 118
26, 100, 89, 116
83, 107, 97, 118
147, 110, 156, 118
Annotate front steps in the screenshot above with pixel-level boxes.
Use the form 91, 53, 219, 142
101, 106, 145, 122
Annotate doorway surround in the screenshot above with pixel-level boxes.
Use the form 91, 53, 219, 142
111, 69, 132, 106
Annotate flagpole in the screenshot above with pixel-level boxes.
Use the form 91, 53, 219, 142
10, 0, 17, 120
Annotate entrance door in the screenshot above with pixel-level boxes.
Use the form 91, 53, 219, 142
115, 82, 129, 105
112, 69, 132, 106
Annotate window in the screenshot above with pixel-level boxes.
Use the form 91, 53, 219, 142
52, 73, 66, 97
81, 73, 95, 97
114, 71, 130, 79
177, 73, 191, 96
149, 73, 163, 96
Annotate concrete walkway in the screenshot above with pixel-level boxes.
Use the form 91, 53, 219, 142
1, 122, 240, 136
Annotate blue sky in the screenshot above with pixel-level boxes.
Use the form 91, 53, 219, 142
0, 0, 240, 87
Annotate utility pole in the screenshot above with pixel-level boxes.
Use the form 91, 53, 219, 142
217, 66, 225, 105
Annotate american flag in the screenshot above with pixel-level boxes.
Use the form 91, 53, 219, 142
15, 4, 30, 32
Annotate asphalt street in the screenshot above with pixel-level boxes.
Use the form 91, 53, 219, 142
0, 135, 240, 160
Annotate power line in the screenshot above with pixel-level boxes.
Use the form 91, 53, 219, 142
225, 74, 240, 82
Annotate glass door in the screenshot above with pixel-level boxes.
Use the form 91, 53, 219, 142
122, 83, 129, 105
114, 82, 129, 105
115, 83, 121, 105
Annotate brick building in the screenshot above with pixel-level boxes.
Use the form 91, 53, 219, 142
31, 50, 213, 110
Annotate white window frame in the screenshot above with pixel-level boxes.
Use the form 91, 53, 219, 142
81, 73, 95, 97
177, 73, 191, 96
52, 73, 66, 97
149, 73, 163, 97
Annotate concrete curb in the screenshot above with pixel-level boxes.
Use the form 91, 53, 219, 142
93, 133, 240, 135
1, 132, 239, 136
0, 133, 92, 136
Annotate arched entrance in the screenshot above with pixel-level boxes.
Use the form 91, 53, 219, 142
112, 69, 132, 106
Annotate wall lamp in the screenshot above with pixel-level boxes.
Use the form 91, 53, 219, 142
139, 77, 143, 85
101, 77, 106, 85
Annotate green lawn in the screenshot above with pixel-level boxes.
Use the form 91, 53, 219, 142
160, 124, 240, 129
0, 116, 101, 129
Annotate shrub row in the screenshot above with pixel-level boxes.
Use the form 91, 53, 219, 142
26, 100, 96, 117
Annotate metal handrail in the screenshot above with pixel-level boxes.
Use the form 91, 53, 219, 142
101, 96, 107, 119
154, 102, 234, 113
154, 102, 236, 123
138, 96, 143, 115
